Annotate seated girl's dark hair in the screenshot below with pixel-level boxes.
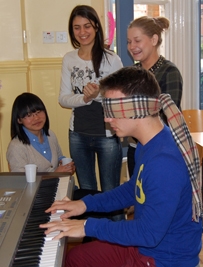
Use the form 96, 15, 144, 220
11, 92, 50, 144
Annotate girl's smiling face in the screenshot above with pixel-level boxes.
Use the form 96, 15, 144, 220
18, 110, 46, 135
127, 27, 158, 64
72, 16, 97, 48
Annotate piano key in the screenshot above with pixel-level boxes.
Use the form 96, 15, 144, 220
39, 177, 70, 267
19, 242, 43, 248
10, 176, 73, 267
14, 254, 41, 261
12, 261, 40, 267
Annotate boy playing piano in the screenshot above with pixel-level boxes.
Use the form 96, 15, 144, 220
40, 67, 202, 267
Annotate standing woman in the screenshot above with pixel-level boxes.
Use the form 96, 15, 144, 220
59, 5, 123, 191
127, 16, 183, 177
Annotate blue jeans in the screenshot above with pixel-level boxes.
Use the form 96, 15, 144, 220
69, 131, 122, 192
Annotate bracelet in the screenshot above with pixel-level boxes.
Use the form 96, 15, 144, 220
84, 220, 87, 226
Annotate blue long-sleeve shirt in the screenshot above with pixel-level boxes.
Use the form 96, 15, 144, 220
82, 126, 202, 267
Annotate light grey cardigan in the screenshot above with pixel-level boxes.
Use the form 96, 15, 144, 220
6, 130, 64, 172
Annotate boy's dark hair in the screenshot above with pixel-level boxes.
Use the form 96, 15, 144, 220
11, 92, 49, 144
100, 66, 161, 98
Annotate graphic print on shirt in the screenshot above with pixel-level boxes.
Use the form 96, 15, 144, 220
71, 65, 103, 94
135, 164, 146, 204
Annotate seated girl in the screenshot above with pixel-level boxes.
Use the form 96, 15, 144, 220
6, 92, 75, 174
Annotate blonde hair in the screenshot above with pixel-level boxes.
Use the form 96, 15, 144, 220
128, 16, 169, 47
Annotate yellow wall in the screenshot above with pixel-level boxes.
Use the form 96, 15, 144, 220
0, 0, 24, 61
0, 62, 29, 171
0, 0, 105, 61
0, 0, 105, 183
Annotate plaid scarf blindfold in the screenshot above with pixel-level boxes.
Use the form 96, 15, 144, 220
102, 93, 202, 222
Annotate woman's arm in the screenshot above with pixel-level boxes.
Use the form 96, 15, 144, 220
59, 54, 93, 108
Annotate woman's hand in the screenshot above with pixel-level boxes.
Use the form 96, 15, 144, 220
83, 83, 99, 103
39, 218, 86, 240
55, 161, 75, 175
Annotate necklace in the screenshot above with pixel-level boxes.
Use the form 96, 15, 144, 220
83, 59, 90, 67
137, 55, 165, 74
